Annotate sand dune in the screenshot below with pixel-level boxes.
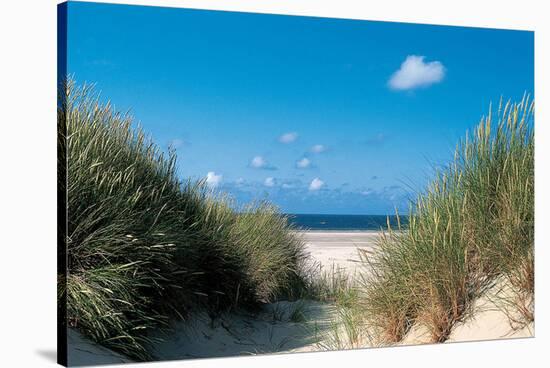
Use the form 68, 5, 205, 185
67, 230, 533, 365
446, 278, 534, 343
401, 278, 534, 346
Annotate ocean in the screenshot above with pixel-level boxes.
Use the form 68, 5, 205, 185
286, 214, 408, 231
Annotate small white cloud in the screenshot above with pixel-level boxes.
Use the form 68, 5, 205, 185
250, 156, 268, 169
205, 172, 222, 188
310, 144, 326, 153
309, 177, 324, 191
279, 132, 298, 144
388, 55, 445, 90
235, 177, 245, 185
264, 177, 276, 187
296, 157, 311, 169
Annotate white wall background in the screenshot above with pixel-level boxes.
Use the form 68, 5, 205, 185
0, 1, 547, 367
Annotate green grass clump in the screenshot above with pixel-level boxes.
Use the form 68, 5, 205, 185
303, 264, 373, 350
360, 97, 534, 343
302, 264, 358, 308
59, 80, 307, 360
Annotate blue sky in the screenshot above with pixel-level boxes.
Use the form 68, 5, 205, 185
66, 1, 534, 215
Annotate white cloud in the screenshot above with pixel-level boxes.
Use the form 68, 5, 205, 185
388, 55, 445, 90
309, 177, 324, 191
250, 156, 268, 169
264, 177, 276, 187
205, 171, 222, 188
296, 157, 311, 169
310, 144, 326, 153
279, 132, 298, 144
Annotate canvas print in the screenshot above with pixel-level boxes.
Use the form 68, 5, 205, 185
57, 1, 535, 366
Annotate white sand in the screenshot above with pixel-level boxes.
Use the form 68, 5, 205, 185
401, 279, 534, 346
300, 230, 380, 274
447, 279, 534, 343
401, 309, 534, 346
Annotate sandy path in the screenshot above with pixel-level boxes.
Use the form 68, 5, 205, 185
150, 231, 379, 360
151, 301, 338, 359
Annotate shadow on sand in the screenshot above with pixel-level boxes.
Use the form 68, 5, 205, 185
150, 300, 338, 360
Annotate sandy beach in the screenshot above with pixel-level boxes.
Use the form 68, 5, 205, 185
300, 230, 380, 274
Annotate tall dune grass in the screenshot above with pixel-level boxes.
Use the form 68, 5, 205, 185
59, 80, 307, 360
360, 97, 534, 343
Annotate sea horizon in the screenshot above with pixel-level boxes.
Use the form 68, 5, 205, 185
286, 213, 408, 231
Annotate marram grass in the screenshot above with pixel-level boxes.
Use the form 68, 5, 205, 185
59, 80, 307, 360
359, 97, 534, 343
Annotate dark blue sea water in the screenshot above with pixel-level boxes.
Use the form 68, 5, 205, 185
286, 214, 408, 231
